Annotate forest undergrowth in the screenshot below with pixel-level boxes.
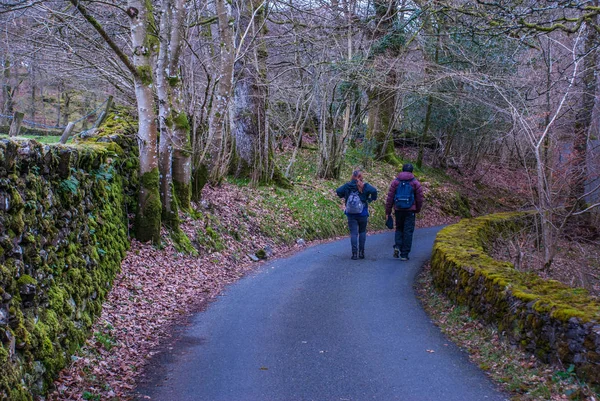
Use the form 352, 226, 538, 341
491, 230, 600, 298
46, 144, 595, 401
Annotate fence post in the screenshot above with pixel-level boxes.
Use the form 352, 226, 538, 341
60, 122, 76, 144
8, 111, 24, 137
92, 96, 114, 129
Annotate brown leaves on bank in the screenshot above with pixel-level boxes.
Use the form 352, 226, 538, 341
48, 184, 300, 401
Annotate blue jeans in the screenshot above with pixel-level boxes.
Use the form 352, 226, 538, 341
394, 211, 415, 257
347, 215, 368, 253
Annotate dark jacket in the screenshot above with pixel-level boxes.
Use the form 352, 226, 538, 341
385, 172, 424, 215
336, 179, 378, 216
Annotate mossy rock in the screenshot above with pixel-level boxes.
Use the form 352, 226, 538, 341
255, 249, 267, 260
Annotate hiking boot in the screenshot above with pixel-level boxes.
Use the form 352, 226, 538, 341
393, 248, 399, 258
400, 256, 409, 261
358, 250, 365, 259
351, 252, 358, 260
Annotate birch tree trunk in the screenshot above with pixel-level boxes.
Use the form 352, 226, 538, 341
129, 0, 161, 243
156, 0, 191, 223
156, 0, 178, 227
169, 0, 192, 211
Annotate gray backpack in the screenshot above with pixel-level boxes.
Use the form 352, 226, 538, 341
345, 190, 364, 214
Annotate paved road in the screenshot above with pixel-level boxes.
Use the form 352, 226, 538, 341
136, 226, 507, 401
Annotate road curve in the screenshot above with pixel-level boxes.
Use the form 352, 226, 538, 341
136, 226, 507, 401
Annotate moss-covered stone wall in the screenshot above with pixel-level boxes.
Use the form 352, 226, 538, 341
431, 212, 600, 384
0, 126, 138, 399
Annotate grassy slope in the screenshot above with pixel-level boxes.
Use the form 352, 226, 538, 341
244, 144, 496, 246
0, 134, 64, 144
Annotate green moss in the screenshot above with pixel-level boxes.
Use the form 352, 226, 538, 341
442, 192, 472, 218
174, 181, 191, 211
0, 345, 8, 365
172, 112, 190, 132
170, 228, 198, 255
197, 224, 225, 252
551, 308, 586, 321
10, 210, 25, 233
140, 167, 160, 191
255, 249, 267, 259
0, 119, 136, 398
167, 76, 181, 88
137, 65, 153, 86
17, 274, 37, 286
192, 163, 208, 202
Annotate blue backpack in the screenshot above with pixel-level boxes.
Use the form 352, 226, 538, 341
394, 178, 415, 209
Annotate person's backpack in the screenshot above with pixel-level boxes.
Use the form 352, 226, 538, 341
345, 190, 364, 214
394, 179, 415, 210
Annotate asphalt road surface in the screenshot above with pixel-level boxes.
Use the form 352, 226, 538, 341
136, 226, 507, 401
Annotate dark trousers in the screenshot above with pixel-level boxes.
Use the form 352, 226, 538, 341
394, 210, 416, 257
347, 214, 368, 253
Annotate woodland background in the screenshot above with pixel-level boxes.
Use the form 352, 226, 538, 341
2, 0, 599, 269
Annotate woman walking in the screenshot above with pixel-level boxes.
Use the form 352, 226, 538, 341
336, 170, 378, 260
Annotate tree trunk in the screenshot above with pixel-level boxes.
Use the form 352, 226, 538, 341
156, 0, 178, 228
417, 14, 442, 169
170, 0, 191, 210
9, 111, 24, 137
129, 0, 161, 243
367, 79, 401, 165
56, 83, 63, 128
230, 0, 288, 186
171, 88, 192, 210
366, 0, 401, 166
317, 87, 348, 179
63, 91, 72, 127
206, 0, 236, 183
169, 0, 192, 210
155, 0, 192, 226
2, 57, 15, 115
569, 18, 598, 213
30, 58, 36, 121
316, 0, 358, 179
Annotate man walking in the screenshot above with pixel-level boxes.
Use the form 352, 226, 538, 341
385, 163, 424, 260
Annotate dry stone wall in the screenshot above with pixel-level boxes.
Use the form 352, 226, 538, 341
0, 126, 138, 400
431, 212, 600, 384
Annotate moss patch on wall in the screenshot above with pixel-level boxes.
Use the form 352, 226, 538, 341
0, 117, 138, 400
431, 212, 600, 384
